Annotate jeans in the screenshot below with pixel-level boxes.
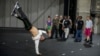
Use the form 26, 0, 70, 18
75, 29, 82, 41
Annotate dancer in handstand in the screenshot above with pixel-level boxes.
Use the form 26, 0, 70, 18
11, 1, 47, 56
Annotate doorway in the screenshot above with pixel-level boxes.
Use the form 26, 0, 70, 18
64, 0, 77, 33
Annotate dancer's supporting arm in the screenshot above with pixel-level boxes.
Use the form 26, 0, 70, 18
34, 39, 40, 55
32, 30, 46, 55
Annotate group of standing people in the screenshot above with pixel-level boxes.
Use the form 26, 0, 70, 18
46, 15, 93, 45
74, 16, 93, 46
46, 15, 72, 41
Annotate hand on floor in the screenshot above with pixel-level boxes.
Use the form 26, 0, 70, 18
37, 53, 42, 56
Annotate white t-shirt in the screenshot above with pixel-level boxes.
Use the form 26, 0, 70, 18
85, 20, 93, 28
32, 30, 46, 40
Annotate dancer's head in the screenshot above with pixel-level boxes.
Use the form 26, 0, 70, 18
39, 30, 47, 42
40, 35, 46, 42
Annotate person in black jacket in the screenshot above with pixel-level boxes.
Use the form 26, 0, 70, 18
59, 15, 64, 40
73, 16, 79, 38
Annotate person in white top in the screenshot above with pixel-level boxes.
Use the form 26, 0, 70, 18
11, 2, 47, 56
84, 16, 93, 43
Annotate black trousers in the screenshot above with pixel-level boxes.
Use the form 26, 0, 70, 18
90, 32, 93, 43
16, 8, 32, 30
59, 24, 63, 38
17, 8, 27, 19
51, 25, 58, 38
73, 28, 76, 38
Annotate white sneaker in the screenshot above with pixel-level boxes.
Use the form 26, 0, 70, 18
11, 1, 20, 16
14, 14, 18, 17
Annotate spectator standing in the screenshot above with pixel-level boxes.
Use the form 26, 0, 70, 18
59, 15, 64, 40
73, 16, 79, 38
75, 16, 84, 42
46, 16, 52, 38
62, 16, 71, 40
84, 16, 93, 44
51, 15, 59, 39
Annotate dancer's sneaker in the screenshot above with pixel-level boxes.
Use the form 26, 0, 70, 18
11, 1, 21, 16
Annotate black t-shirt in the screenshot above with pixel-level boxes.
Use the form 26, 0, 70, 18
59, 19, 64, 28
77, 20, 84, 30
60, 19, 64, 23
74, 19, 78, 28
63, 19, 70, 28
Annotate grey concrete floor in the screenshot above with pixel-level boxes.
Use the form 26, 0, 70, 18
0, 28, 100, 56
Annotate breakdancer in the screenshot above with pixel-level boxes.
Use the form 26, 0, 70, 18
11, 1, 47, 56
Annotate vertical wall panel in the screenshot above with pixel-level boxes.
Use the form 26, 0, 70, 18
51, 0, 58, 18
0, 0, 5, 27
0, 0, 2, 26
10, 0, 18, 27
59, 0, 64, 15
31, 0, 39, 27
5, 0, 11, 27
37, 0, 45, 28
45, 0, 51, 17
28, 0, 32, 21
56, 0, 60, 15
44, 0, 52, 28
42, 0, 46, 28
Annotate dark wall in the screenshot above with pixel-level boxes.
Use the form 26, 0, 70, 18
64, 0, 77, 20
64, 0, 77, 33
64, 0, 69, 16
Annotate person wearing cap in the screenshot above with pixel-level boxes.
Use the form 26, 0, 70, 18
51, 15, 59, 39
11, 2, 47, 56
